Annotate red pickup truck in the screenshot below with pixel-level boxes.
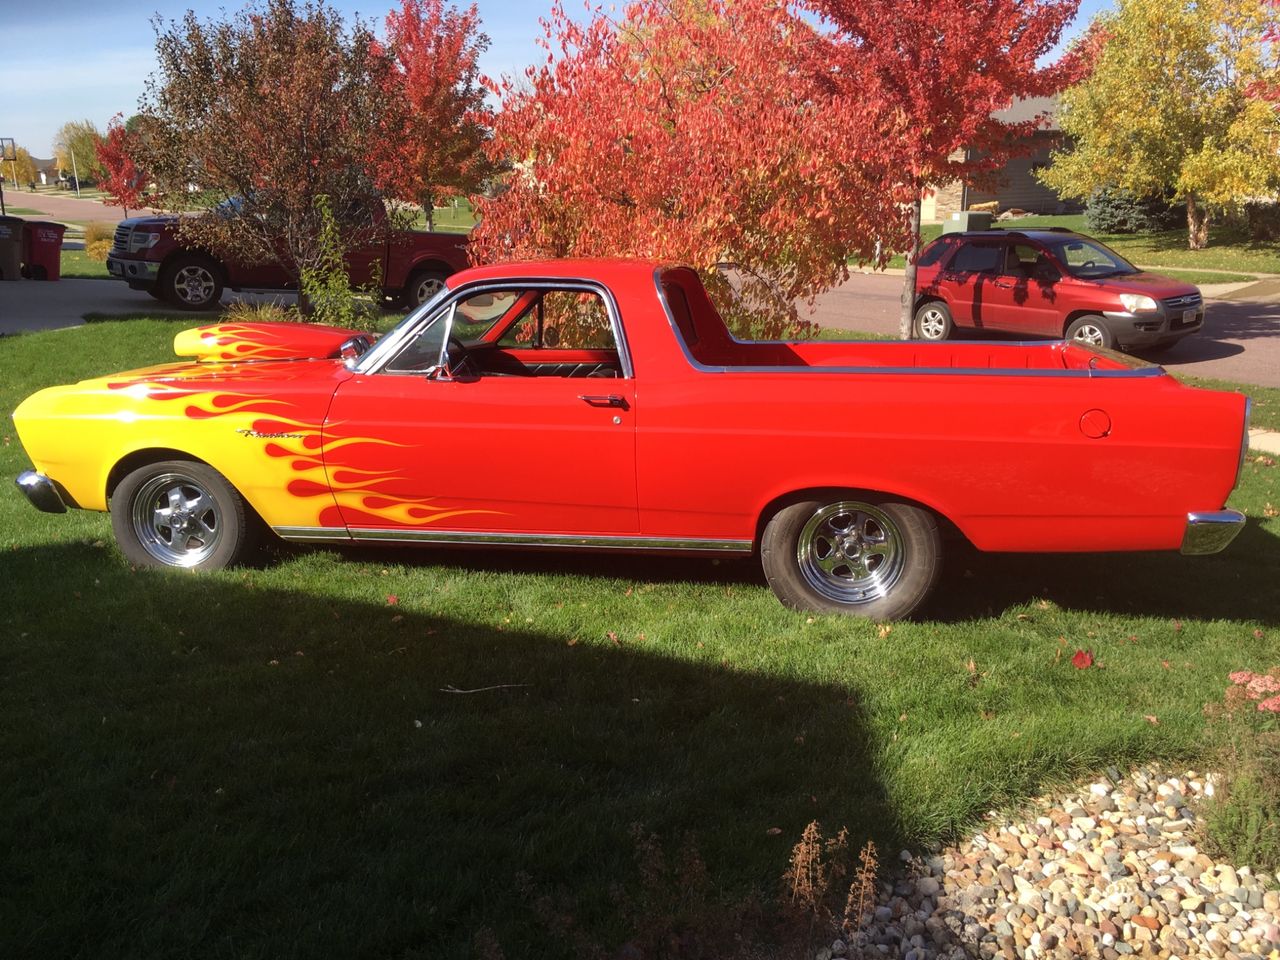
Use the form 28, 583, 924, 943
106, 207, 470, 311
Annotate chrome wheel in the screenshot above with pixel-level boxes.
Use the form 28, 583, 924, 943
917, 305, 949, 340
413, 274, 445, 304
173, 265, 217, 306
130, 472, 223, 567
795, 501, 905, 605
1071, 322, 1107, 346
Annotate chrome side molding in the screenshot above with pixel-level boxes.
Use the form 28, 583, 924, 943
1180, 510, 1246, 556
274, 526, 754, 554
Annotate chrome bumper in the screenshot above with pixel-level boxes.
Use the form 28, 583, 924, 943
1180, 510, 1245, 555
15, 470, 67, 514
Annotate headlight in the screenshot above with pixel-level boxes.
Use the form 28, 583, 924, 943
127, 230, 162, 253
1119, 293, 1158, 314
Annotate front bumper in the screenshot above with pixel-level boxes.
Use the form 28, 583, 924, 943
15, 470, 67, 514
1180, 510, 1245, 555
1103, 305, 1203, 346
106, 255, 160, 284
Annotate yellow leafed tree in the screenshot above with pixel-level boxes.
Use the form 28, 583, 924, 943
1040, 0, 1280, 248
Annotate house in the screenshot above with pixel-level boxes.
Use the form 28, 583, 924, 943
922, 97, 1083, 222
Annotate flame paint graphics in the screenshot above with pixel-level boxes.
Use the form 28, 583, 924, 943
109, 377, 501, 529
173, 323, 354, 363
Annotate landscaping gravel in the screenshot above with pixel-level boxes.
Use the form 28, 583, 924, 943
833, 767, 1279, 960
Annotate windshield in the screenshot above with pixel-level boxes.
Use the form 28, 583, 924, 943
1046, 237, 1138, 279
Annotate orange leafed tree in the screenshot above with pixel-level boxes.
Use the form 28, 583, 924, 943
371, 0, 497, 230
96, 114, 149, 217
471, 0, 906, 339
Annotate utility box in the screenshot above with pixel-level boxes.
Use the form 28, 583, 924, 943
942, 211, 994, 234
0, 215, 23, 280
22, 220, 67, 281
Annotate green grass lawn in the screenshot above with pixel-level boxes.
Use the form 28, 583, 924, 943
60, 248, 110, 279
2, 320, 1278, 959
2, 206, 45, 216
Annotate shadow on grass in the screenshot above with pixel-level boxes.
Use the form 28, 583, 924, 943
926, 518, 1280, 626
0, 542, 890, 960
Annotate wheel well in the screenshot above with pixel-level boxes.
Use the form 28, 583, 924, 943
913, 294, 945, 313
405, 260, 452, 285
1062, 310, 1105, 336
753, 486, 967, 551
106, 449, 203, 501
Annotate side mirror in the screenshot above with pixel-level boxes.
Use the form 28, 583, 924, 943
339, 335, 372, 361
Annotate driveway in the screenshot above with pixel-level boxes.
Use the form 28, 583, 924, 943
1, 187, 145, 224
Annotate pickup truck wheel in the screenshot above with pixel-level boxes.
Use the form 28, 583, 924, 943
111, 461, 255, 570
761, 497, 940, 620
162, 255, 224, 311
402, 268, 449, 309
914, 301, 953, 341
1065, 315, 1114, 349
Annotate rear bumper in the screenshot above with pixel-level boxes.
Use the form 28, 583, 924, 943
1180, 510, 1245, 555
15, 470, 67, 514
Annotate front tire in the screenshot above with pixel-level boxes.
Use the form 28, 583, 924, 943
1065, 315, 1114, 349
760, 495, 940, 619
111, 460, 256, 570
161, 254, 224, 311
914, 300, 953, 341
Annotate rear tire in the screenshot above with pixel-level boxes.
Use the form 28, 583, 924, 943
760, 495, 940, 620
913, 301, 953, 341
401, 268, 449, 309
111, 460, 256, 570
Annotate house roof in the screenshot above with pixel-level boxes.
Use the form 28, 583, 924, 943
993, 96, 1060, 131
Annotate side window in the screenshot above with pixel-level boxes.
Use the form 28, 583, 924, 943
917, 235, 960, 268
498, 290, 615, 350
950, 241, 1003, 274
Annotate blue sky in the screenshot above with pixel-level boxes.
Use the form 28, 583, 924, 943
0, 0, 1113, 158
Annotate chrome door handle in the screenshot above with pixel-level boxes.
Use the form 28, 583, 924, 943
578, 394, 628, 409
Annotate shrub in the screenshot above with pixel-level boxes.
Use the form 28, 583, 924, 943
1243, 201, 1280, 243
221, 300, 299, 324
83, 221, 115, 262
1202, 668, 1280, 874
298, 196, 382, 328
1085, 188, 1182, 234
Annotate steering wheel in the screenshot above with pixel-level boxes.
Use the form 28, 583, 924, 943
444, 337, 478, 378
1080, 260, 1097, 270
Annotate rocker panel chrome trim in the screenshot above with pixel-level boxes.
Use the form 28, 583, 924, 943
273, 526, 753, 553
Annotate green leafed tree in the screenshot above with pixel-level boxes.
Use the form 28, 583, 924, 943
1040, 0, 1280, 249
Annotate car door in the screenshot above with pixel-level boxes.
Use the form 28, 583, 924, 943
940, 238, 1004, 329
321, 283, 639, 540
979, 241, 1065, 337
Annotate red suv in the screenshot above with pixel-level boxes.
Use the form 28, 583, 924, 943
913, 228, 1203, 352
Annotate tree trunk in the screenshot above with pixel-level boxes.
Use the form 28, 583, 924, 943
1187, 195, 1210, 250
899, 195, 923, 340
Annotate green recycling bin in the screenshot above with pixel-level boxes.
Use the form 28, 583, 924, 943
0, 215, 23, 281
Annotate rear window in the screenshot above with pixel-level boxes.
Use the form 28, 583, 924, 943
950, 241, 1003, 274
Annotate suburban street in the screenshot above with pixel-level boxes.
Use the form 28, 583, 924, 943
1, 186, 1278, 388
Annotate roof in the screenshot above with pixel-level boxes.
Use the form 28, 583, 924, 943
449, 258, 672, 285
993, 96, 1061, 131
941, 228, 1083, 242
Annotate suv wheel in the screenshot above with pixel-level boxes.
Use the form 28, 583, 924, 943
914, 301, 953, 341
1065, 315, 1114, 349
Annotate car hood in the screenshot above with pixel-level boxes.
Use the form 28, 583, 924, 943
173, 322, 374, 363
1097, 271, 1200, 299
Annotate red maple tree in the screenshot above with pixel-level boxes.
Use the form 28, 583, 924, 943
805, 0, 1090, 336
471, 0, 905, 338
96, 114, 149, 217
371, 0, 496, 230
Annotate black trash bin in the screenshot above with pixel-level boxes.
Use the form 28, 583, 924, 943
0, 215, 23, 281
